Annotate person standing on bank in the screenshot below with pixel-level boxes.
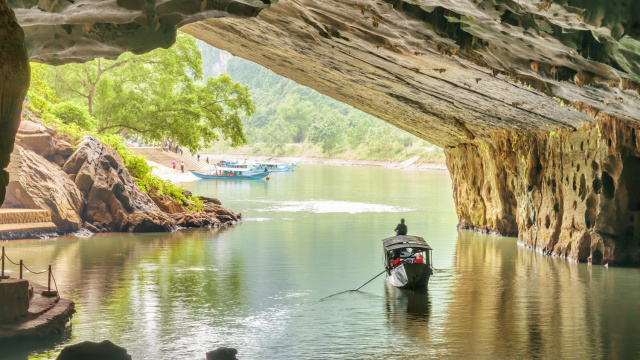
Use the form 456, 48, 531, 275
180, 161, 185, 173
395, 218, 407, 235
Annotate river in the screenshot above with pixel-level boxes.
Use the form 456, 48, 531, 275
3, 165, 640, 359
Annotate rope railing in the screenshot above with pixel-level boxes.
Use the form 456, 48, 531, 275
0, 246, 60, 297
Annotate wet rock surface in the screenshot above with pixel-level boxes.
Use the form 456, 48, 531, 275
56, 340, 131, 360
206, 347, 238, 360
447, 115, 640, 265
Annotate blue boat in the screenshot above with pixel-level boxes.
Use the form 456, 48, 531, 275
191, 167, 271, 180
255, 162, 299, 172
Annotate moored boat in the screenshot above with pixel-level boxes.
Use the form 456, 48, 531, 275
191, 167, 271, 180
255, 162, 299, 172
383, 235, 433, 289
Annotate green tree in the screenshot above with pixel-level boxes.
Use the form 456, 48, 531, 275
52, 33, 253, 152
308, 113, 346, 156
277, 94, 315, 143
263, 118, 293, 154
49, 102, 95, 129
27, 63, 57, 114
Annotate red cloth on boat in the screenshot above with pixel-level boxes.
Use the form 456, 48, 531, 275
413, 253, 424, 263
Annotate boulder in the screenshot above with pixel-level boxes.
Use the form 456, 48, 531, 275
149, 191, 184, 214
202, 203, 239, 222
63, 137, 176, 232
15, 133, 56, 157
4, 146, 84, 232
172, 212, 222, 228
206, 347, 238, 360
56, 340, 131, 360
200, 196, 222, 205
55, 139, 74, 157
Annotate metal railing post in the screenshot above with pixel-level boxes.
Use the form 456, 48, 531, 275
19, 260, 23, 279
47, 265, 52, 292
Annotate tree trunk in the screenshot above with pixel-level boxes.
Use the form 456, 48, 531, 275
0, 0, 30, 205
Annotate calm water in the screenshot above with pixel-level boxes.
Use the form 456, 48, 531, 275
2, 165, 640, 359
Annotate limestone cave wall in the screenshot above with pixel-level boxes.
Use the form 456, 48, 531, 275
0, 0, 29, 206
446, 115, 640, 265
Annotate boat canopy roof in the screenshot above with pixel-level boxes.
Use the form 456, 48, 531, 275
382, 235, 433, 251
214, 167, 256, 172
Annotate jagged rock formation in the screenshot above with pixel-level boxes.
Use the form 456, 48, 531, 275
62, 137, 178, 232
3, 0, 640, 264
4, 145, 84, 232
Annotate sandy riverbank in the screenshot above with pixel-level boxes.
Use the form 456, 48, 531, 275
146, 154, 448, 184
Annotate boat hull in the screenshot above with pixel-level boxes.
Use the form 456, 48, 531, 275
190, 171, 270, 180
388, 263, 432, 289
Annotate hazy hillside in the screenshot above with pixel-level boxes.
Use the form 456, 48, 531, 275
196, 40, 444, 163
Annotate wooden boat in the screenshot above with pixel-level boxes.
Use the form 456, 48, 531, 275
191, 167, 271, 180
255, 162, 298, 172
383, 235, 433, 289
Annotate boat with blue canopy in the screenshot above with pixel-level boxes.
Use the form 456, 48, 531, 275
191, 167, 271, 180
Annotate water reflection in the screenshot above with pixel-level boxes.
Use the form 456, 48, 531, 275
385, 285, 431, 341
1, 166, 639, 359
446, 231, 640, 359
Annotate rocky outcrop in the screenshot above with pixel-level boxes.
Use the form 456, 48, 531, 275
63, 137, 177, 233
15, 121, 75, 165
4, 145, 84, 232
56, 340, 131, 360
206, 347, 238, 360
149, 191, 184, 214
447, 115, 640, 265
0, 0, 29, 206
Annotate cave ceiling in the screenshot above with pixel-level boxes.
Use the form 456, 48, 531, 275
10, 0, 640, 147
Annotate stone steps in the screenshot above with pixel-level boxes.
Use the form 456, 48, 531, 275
0, 209, 52, 224
0, 208, 57, 240
0, 222, 58, 240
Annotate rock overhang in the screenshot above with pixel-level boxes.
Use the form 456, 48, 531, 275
9, 0, 640, 148
178, 0, 640, 148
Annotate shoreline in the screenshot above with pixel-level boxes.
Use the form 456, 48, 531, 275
139, 148, 448, 184
201, 153, 449, 172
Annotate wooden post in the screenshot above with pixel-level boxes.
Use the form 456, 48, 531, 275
19, 260, 22, 279
48, 265, 51, 292
1, 246, 4, 278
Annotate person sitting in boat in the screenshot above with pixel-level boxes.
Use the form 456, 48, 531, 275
394, 219, 408, 236
412, 249, 424, 264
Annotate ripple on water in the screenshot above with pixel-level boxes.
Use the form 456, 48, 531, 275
244, 200, 414, 214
